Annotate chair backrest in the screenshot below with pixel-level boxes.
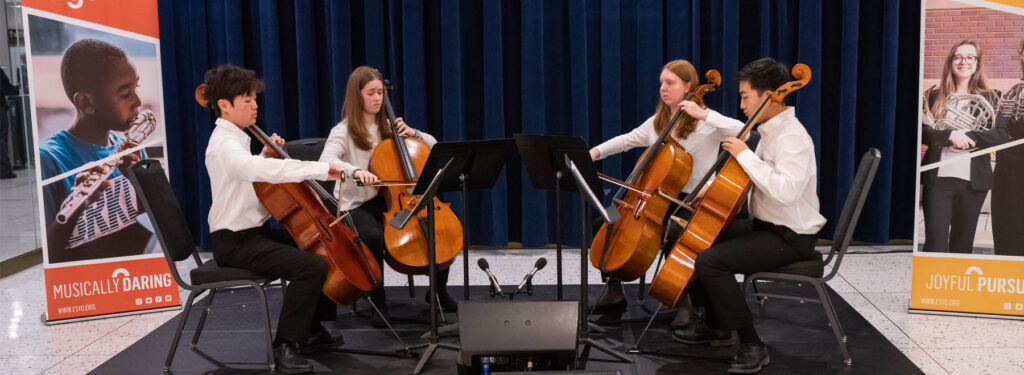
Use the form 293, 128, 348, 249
283, 137, 328, 162
125, 160, 200, 284
284, 138, 337, 212
822, 148, 881, 281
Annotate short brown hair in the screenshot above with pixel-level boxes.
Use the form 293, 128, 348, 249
201, 64, 265, 117
60, 39, 128, 100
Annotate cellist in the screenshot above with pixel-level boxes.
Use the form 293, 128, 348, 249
588, 59, 742, 326
674, 58, 825, 374
202, 65, 346, 374
318, 66, 456, 327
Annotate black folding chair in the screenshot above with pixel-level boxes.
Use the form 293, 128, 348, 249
743, 148, 881, 366
126, 160, 278, 372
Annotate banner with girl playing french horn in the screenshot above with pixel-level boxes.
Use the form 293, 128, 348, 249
912, 0, 1024, 317
24, 0, 179, 323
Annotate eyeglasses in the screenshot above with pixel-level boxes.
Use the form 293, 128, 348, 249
952, 55, 978, 64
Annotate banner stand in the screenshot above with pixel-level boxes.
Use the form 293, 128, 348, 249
24, 0, 180, 323
42, 306, 181, 326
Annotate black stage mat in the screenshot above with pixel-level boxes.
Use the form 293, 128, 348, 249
90, 283, 922, 375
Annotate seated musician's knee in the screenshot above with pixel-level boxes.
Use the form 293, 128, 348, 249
301, 254, 329, 282
694, 248, 727, 277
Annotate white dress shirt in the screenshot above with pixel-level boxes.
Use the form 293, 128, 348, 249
319, 119, 437, 211
936, 148, 971, 180
593, 110, 743, 193
734, 107, 826, 235
206, 118, 331, 232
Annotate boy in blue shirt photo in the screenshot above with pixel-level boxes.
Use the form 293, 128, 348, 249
39, 39, 154, 263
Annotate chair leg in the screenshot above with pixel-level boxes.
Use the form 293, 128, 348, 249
164, 290, 198, 371
812, 281, 851, 365
744, 277, 766, 305
350, 298, 361, 317
252, 282, 277, 371
408, 274, 416, 301
636, 273, 646, 302
752, 279, 765, 304
191, 289, 217, 347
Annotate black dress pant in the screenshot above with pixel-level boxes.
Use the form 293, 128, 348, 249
689, 219, 818, 331
992, 141, 1024, 256
348, 197, 389, 307
923, 177, 987, 254
211, 225, 335, 344
348, 196, 453, 309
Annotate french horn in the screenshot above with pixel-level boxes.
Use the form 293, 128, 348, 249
922, 92, 996, 132
998, 83, 1024, 121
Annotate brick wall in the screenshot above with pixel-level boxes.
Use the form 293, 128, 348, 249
924, 7, 1024, 80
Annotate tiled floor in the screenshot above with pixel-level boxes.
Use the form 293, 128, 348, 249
0, 167, 42, 262
2, 247, 1023, 374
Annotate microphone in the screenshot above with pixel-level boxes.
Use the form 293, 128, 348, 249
477, 258, 504, 297
512, 258, 547, 296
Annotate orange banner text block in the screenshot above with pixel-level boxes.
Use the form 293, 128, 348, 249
24, 0, 158, 39
44, 256, 179, 321
910, 256, 1024, 317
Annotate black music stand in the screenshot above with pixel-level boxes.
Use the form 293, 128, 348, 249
515, 134, 602, 301
390, 155, 461, 374
416, 139, 514, 301
514, 134, 632, 367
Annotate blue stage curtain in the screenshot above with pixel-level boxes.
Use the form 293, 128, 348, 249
159, 0, 918, 249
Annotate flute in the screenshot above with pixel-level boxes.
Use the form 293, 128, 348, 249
55, 110, 156, 224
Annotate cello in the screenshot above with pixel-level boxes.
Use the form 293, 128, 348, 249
589, 70, 721, 281
369, 81, 464, 275
648, 63, 811, 307
195, 85, 381, 306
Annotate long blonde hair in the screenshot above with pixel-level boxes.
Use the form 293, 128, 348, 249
652, 60, 701, 139
342, 66, 392, 150
929, 40, 991, 117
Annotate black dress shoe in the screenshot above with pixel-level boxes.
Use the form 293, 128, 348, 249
590, 298, 627, 315
300, 330, 345, 355
426, 291, 459, 313
0, 172, 15, 179
729, 342, 770, 373
672, 321, 733, 346
273, 341, 313, 374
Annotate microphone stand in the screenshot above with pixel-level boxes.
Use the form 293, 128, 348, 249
508, 260, 543, 300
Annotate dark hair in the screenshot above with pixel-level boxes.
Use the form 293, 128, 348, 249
736, 57, 789, 95
60, 39, 128, 100
201, 64, 265, 117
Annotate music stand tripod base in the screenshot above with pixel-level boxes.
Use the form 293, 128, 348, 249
390, 157, 463, 374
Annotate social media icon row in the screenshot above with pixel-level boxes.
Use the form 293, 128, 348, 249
134, 295, 176, 306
